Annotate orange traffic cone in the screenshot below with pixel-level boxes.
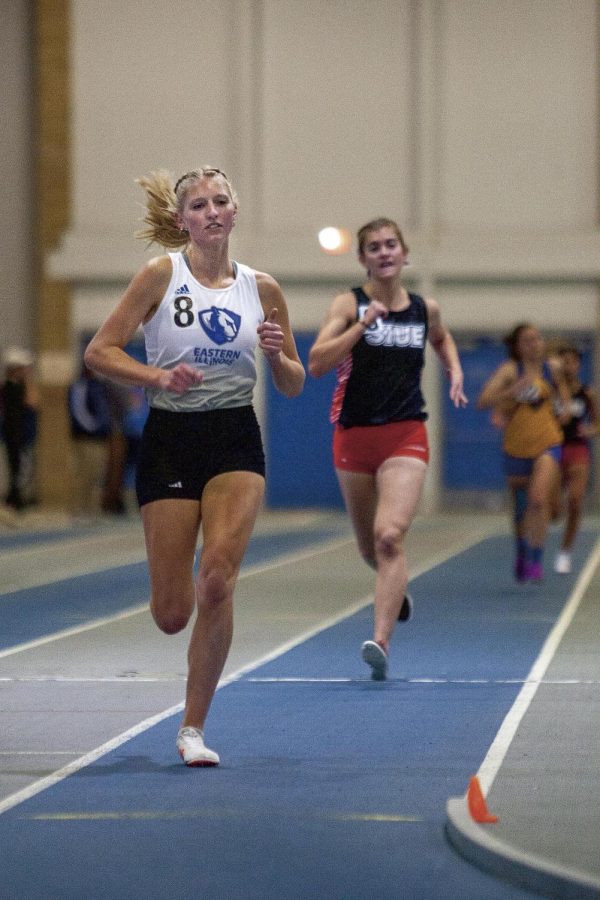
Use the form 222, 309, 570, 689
467, 775, 499, 823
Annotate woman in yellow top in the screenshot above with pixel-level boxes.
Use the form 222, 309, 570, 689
478, 323, 569, 582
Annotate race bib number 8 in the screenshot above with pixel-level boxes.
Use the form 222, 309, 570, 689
173, 296, 195, 328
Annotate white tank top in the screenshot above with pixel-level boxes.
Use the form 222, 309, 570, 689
143, 252, 264, 411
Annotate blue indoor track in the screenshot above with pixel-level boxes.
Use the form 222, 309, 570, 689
0, 524, 349, 651
0, 518, 597, 900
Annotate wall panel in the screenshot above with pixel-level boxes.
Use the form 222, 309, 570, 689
435, 282, 598, 331
439, 0, 598, 229
71, 0, 239, 233
0, 1, 35, 347
261, 0, 415, 235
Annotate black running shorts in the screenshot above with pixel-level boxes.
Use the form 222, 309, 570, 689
135, 405, 265, 507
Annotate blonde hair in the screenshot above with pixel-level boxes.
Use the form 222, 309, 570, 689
135, 167, 238, 248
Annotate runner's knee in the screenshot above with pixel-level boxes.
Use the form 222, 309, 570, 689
374, 523, 406, 560
198, 551, 234, 607
527, 491, 545, 513
151, 601, 191, 635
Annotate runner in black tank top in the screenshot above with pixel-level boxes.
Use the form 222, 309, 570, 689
333, 287, 428, 428
552, 345, 599, 574
309, 218, 467, 681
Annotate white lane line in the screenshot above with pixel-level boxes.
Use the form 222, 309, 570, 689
245, 677, 600, 685
0, 526, 497, 659
476, 536, 600, 797
0, 599, 370, 818
0, 676, 186, 682
0, 529, 489, 817
0, 518, 340, 595
0, 702, 185, 816
0, 537, 354, 660
0, 523, 489, 661
0, 752, 87, 757
1, 676, 597, 685
0, 605, 150, 660
23, 809, 423, 824
0, 540, 148, 595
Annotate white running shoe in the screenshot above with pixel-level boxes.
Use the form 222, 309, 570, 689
176, 727, 220, 766
361, 640, 388, 681
554, 552, 572, 575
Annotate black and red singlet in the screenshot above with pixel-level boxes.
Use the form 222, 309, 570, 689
330, 287, 429, 428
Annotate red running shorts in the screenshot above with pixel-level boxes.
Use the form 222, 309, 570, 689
333, 420, 429, 474
561, 441, 591, 472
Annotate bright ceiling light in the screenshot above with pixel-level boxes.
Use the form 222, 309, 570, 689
318, 226, 352, 255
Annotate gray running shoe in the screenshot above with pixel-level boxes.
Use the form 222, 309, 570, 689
361, 640, 388, 681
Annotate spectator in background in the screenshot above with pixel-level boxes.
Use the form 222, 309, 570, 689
101, 380, 131, 515
121, 383, 149, 493
68, 362, 112, 517
0, 347, 39, 511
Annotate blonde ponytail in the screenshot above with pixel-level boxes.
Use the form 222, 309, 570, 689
135, 170, 187, 249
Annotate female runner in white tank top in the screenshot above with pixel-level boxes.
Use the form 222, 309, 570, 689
85, 167, 304, 765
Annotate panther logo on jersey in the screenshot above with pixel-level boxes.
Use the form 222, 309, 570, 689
198, 306, 241, 345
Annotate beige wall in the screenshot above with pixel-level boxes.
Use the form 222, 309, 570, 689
49, 0, 599, 309
439, 0, 598, 231
3, 0, 599, 507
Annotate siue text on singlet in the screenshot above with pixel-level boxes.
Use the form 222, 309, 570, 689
364, 322, 425, 348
